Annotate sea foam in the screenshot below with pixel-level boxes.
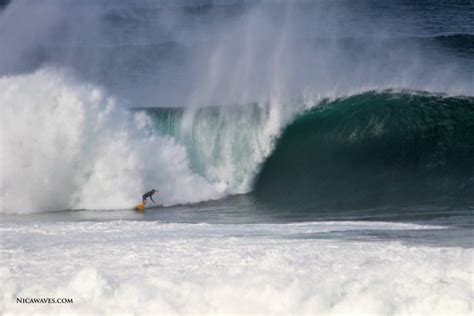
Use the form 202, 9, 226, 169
2, 220, 472, 315
0, 68, 224, 213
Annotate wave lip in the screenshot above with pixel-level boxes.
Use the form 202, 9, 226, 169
254, 90, 474, 209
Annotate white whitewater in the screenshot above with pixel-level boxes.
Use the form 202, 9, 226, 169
2, 220, 472, 315
0, 68, 227, 213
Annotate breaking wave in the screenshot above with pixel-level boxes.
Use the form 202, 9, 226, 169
1, 69, 473, 214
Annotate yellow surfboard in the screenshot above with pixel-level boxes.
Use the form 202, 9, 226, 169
134, 202, 145, 213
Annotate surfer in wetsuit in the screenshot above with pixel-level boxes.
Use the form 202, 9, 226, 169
142, 189, 158, 206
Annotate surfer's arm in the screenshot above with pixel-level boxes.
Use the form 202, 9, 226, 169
151, 196, 156, 203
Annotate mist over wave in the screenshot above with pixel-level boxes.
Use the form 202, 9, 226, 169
1, 0, 472, 105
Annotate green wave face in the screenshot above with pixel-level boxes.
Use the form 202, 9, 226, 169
137, 104, 277, 193
254, 91, 474, 209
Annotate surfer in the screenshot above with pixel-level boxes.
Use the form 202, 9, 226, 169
142, 189, 158, 206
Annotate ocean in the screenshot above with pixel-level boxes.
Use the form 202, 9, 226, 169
1, 0, 473, 314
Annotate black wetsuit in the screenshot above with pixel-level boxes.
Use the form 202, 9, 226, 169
142, 190, 156, 203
